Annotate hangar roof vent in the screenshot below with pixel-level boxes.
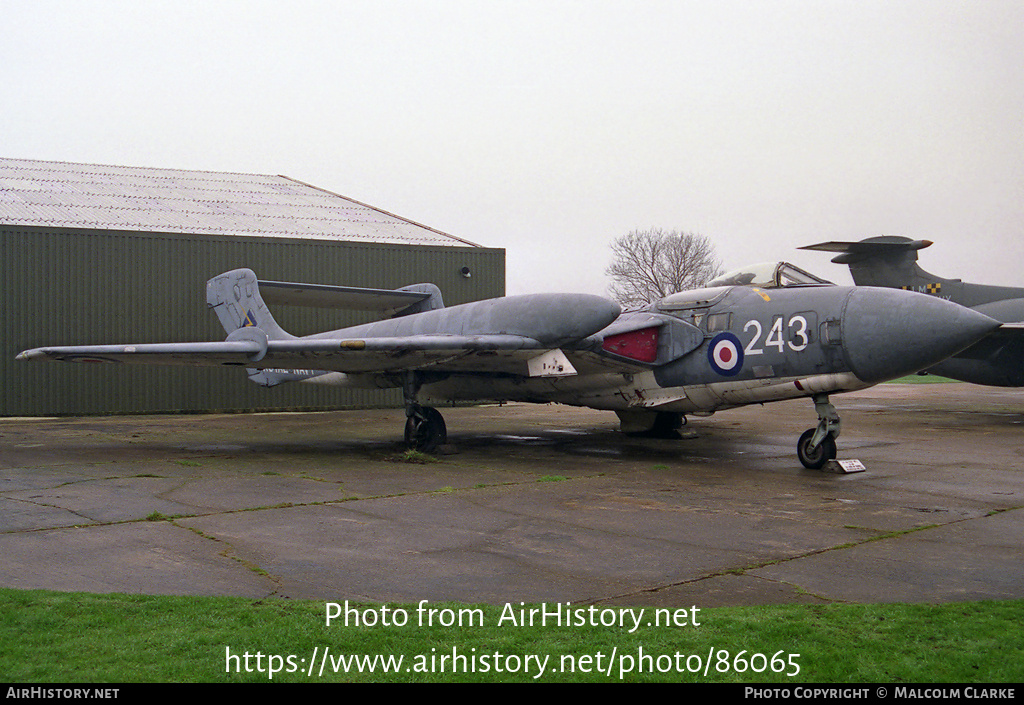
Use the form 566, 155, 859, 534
0, 157, 479, 247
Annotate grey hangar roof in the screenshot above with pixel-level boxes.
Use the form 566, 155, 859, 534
0, 157, 479, 247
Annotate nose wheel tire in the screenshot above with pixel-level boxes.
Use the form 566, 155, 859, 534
405, 406, 447, 453
797, 428, 837, 469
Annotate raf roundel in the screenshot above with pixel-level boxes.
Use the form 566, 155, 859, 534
708, 332, 744, 376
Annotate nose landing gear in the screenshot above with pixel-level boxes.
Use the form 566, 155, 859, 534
797, 393, 841, 469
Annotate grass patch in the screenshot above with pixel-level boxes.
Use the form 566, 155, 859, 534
1, 590, 1020, 682
538, 475, 568, 482
885, 374, 957, 384
394, 449, 440, 464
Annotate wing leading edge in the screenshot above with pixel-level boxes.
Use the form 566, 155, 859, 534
16, 333, 569, 375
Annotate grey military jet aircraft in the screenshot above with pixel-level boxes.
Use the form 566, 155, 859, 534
18, 266, 999, 468
802, 236, 1024, 387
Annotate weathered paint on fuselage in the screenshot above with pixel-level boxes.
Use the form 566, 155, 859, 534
411, 284, 999, 414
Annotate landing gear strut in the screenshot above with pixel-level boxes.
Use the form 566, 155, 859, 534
402, 372, 447, 453
797, 393, 840, 469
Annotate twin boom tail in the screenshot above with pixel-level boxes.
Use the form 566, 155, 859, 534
206, 268, 318, 387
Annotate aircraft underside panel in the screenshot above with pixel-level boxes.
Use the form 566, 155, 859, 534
412, 371, 867, 414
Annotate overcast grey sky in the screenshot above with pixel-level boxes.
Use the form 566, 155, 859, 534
4, 0, 1022, 295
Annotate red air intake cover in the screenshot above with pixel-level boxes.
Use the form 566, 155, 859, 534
601, 327, 660, 363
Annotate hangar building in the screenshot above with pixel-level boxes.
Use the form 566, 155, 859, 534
0, 157, 505, 416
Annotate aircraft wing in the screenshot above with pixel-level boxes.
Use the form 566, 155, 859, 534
16, 334, 588, 377
17, 341, 272, 367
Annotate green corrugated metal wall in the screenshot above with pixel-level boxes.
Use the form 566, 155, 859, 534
1, 226, 505, 416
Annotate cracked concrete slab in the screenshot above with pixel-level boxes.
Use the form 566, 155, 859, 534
0, 384, 1021, 606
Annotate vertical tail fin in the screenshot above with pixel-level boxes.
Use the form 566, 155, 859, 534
799, 237, 939, 289
206, 268, 294, 340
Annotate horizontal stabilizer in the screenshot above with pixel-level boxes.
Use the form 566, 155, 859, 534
800, 237, 932, 265
258, 279, 443, 317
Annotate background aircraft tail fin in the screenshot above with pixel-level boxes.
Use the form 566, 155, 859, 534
800, 236, 932, 265
206, 268, 295, 340
800, 236, 940, 288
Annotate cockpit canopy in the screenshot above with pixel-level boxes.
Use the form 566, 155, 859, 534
707, 261, 833, 289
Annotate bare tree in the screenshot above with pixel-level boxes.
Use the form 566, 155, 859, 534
606, 229, 724, 307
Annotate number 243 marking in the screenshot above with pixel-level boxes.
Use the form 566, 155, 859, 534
744, 316, 809, 354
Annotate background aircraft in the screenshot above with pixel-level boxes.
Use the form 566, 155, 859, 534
18, 266, 998, 468
802, 236, 1024, 386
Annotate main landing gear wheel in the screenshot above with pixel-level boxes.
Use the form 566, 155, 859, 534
797, 428, 837, 469
401, 371, 447, 453
405, 406, 447, 453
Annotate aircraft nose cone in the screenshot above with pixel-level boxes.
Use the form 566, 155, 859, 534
842, 287, 1001, 383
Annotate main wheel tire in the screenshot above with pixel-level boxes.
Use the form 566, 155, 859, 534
650, 411, 684, 438
404, 406, 447, 453
623, 411, 683, 439
797, 428, 837, 469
